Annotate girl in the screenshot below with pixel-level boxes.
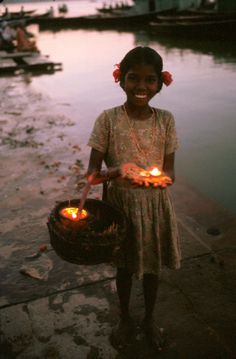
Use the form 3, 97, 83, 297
86, 46, 181, 350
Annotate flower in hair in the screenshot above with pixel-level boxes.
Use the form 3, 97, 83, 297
162, 71, 173, 86
113, 64, 121, 83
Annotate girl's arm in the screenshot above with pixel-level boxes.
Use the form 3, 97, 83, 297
86, 148, 105, 185
87, 148, 104, 174
163, 152, 175, 183
86, 148, 121, 185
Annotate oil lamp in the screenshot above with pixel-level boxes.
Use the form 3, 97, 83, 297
60, 207, 88, 222
138, 166, 171, 186
139, 166, 162, 178
149, 167, 162, 177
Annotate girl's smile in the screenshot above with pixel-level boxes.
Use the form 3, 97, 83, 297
135, 94, 147, 99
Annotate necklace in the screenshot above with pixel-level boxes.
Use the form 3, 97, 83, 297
123, 105, 157, 162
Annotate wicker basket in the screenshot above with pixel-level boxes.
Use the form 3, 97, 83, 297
47, 198, 126, 265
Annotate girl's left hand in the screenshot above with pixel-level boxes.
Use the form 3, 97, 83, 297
120, 162, 172, 188
131, 175, 172, 188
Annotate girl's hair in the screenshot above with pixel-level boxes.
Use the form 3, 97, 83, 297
119, 46, 164, 92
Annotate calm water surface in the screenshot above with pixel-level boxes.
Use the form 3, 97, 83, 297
4, 1, 236, 215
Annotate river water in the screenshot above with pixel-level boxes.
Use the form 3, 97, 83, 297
3, 0, 236, 215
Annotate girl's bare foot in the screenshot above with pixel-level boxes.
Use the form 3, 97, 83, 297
141, 318, 165, 351
110, 317, 135, 349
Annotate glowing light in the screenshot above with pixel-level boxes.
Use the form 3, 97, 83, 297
149, 167, 162, 176
60, 207, 88, 221
140, 170, 148, 177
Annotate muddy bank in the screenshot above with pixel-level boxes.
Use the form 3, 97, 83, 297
0, 74, 102, 211
0, 75, 106, 306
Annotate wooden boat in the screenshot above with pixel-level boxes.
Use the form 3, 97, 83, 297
155, 10, 236, 22
149, 13, 236, 37
97, 3, 134, 14
96, 7, 114, 14
1, 9, 36, 18
27, 10, 159, 30
0, 11, 51, 26
27, 10, 51, 21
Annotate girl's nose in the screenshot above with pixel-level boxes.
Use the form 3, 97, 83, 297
136, 78, 146, 89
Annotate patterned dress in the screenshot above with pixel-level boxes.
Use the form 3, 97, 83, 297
88, 105, 181, 278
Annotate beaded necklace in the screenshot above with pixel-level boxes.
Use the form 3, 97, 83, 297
123, 105, 157, 162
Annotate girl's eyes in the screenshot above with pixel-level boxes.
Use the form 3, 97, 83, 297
126, 74, 157, 84
146, 76, 158, 84
127, 74, 138, 81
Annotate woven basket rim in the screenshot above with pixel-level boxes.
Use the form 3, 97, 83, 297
47, 198, 126, 265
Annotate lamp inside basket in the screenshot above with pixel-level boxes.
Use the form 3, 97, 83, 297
48, 198, 127, 265
60, 207, 89, 222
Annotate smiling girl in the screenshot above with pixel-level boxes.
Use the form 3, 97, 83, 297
86, 46, 181, 351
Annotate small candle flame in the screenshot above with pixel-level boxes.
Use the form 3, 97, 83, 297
149, 167, 162, 176
140, 170, 148, 177
71, 211, 77, 219
60, 207, 88, 221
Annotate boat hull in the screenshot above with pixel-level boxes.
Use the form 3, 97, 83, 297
26, 11, 160, 30
149, 14, 236, 37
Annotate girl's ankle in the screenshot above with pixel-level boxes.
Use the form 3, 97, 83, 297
120, 314, 131, 322
142, 316, 153, 327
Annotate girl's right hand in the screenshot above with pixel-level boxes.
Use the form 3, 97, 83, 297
86, 171, 108, 185
120, 163, 144, 178
120, 163, 149, 186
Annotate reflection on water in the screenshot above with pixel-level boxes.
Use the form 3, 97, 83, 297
149, 34, 236, 66
3, 3, 235, 214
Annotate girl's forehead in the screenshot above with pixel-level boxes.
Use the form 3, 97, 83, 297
127, 63, 157, 74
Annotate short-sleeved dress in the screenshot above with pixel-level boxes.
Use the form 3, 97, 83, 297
88, 105, 181, 278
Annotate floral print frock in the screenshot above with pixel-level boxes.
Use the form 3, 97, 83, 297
88, 105, 181, 278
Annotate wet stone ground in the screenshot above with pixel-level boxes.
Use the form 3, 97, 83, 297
0, 76, 112, 304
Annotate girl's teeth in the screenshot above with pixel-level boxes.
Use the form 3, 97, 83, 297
135, 95, 146, 98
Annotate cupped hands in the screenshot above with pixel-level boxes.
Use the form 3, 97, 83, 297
120, 163, 172, 188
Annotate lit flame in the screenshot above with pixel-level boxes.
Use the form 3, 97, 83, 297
140, 170, 148, 177
60, 207, 88, 221
149, 167, 162, 176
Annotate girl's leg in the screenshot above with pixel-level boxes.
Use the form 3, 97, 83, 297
143, 273, 159, 322
142, 273, 164, 350
110, 267, 134, 348
116, 267, 133, 320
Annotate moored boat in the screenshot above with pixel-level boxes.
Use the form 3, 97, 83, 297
154, 10, 236, 23
149, 14, 236, 37
27, 10, 160, 30
97, 2, 134, 14
0, 10, 51, 26
1, 9, 36, 18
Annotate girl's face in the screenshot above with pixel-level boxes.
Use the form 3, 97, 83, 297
122, 63, 159, 109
